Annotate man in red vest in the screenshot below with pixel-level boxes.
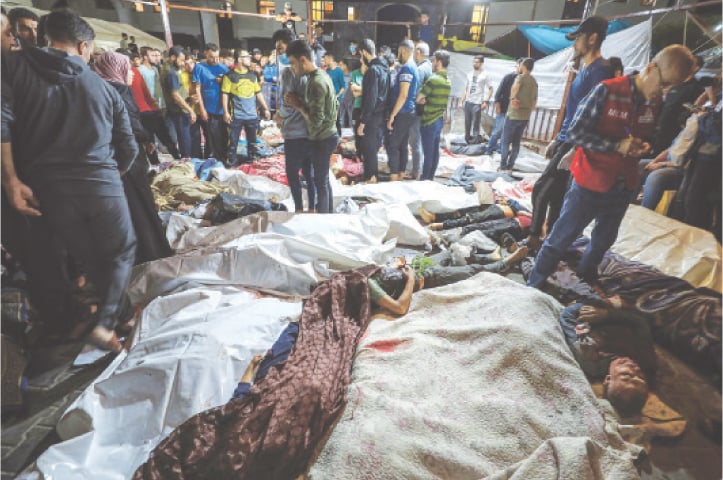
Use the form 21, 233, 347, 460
527, 45, 695, 289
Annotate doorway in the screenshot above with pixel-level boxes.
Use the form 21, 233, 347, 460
376, 3, 419, 48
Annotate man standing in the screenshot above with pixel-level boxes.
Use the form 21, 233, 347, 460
417, 50, 451, 181
499, 57, 537, 172
7, 8, 37, 49
405, 40, 432, 180
527, 17, 614, 252
1, 10, 18, 53
323, 52, 345, 103
459, 55, 490, 144
222, 49, 271, 166
193, 43, 230, 162
357, 38, 389, 182
138, 46, 164, 109
127, 35, 138, 54
273, 28, 314, 212
2, 9, 138, 351
161, 46, 197, 158
385, 39, 420, 181
527, 45, 695, 289
120, 32, 129, 50
486, 59, 521, 156
284, 40, 338, 213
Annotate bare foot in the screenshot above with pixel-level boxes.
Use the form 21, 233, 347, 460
503, 245, 529, 269
86, 325, 123, 353
368, 175, 377, 184
240, 354, 265, 383
417, 206, 435, 224
429, 222, 443, 231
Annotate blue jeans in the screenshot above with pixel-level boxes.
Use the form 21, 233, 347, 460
228, 117, 258, 165
500, 118, 528, 170
527, 180, 633, 288
165, 111, 192, 158
641, 166, 683, 210
421, 117, 444, 181
310, 134, 338, 213
463, 101, 482, 142
284, 137, 315, 212
406, 114, 423, 178
486, 113, 506, 154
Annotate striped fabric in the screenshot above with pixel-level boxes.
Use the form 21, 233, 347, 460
420, 70, 451, 127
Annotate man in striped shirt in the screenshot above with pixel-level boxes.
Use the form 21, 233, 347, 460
417, 50, 451, 181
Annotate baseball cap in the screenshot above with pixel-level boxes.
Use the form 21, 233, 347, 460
251, 48, 262, 54
565, 16, 609, 41
399, 39, 414, 50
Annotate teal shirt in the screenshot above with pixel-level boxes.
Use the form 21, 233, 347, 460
419, 70, 451, 127
304, 68, 338, 141
350, 69, 363, 110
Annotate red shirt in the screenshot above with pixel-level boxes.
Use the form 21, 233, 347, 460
130, 66, 159, 113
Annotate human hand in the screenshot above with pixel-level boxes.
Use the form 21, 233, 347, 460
645, 161, 664, 171
284, 92, 301, 109
144, 142, 156, 155
189, 93, 200, 105
578, 305, 609, 323
189, 111, 197, 124
263, 109, 271, 120
402, 265, 414, 280
495, 103, 501, 115
199, 109, 209, 122
417, 97, 427, 105
5, 179, 41, 216
617, 136, 646, 157
274, 112, 284, 129
357, 123, 365, 136
386, 116, 395, 131
223, 113, 232, 124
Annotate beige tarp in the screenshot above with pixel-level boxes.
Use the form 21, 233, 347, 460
2, 0, 167, 52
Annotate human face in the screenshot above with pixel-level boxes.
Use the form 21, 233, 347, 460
205, 48, 219, 66
644, 62, 674, 102
398, 46, 411, 63
223, 56, 234, 67
1, 15, 16, 53
275, 40, 287, 55
473, 58, 482, 71
420, 13, 429, 25
174, 52, 186, 69
79, 40, 93, 65
184, 57, 195, 72
132, 56, 142, 67
238, 50, 251, 68
605, 357, 648, 399
288, 54, 304, 77
14, 17, 37, 47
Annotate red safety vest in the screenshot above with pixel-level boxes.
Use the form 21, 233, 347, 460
570, 75, 658, 192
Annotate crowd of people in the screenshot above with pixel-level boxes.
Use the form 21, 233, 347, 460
0, 3, 720, 427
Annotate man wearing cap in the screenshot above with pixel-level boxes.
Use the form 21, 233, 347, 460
276, 2, 302, 35
526, 16, 615, 252
527, 45, 696, 289
385, 39, 420, 181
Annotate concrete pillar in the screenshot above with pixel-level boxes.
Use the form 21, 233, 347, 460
109, 0, 132, 24
200, 11, 220, 46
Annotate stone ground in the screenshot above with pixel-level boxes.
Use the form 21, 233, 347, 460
3, 114, 720, 478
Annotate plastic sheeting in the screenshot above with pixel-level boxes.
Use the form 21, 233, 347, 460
27, 287, 298, 480
519, 19, 631, 55
447, 19, 652, 108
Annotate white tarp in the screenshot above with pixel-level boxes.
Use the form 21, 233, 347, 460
29, 286, 299, 480
447, 19, 652, 109
308, 273, 641, 479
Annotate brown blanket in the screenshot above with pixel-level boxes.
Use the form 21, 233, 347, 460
132, 265, 379, 480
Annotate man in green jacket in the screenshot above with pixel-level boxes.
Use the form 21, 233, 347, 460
283, 40, 338, 213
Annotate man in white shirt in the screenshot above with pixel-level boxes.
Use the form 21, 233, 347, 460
459, 55, 492, 144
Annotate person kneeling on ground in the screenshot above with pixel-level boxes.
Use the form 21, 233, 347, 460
559, 302, 656, 418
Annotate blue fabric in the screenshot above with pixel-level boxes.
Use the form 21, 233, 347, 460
519, 20, 630, 55
641, 166, 683, 210
228, 118, 259, 164
487, 113, 506, 154
527, 180, 633, 288
421, 116, 444, 181
192, 62, 229, 116
392, 60, 420, 114
263, 63, 278, 83
500, 118, 528, 170
557, 58, 615, 142
446, 164, 515, 191
231, 322, 300, 401
326, 66, 345, 100
192, 159, 225, 181
165, 111, 192, 158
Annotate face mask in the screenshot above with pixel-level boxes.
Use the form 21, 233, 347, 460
279, 53, 290, 65
349, 45, 356, 54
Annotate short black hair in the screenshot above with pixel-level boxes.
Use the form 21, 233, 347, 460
434, 50, 450, 68
129, 51, 140, 61
359, 38, 375, 56
608, 56, 623, 73
522, 57, 535, 72
286, 39, 313, 61
140, 46, 153, 58
204, 42, 219, 52
43, 9, 94, 44
169, 46, 184, 58
122, 32, 128, 37
219, 48, 233, 58
474, 55, 484, 63
272, 28, 295, 46
8, 7, 39, 26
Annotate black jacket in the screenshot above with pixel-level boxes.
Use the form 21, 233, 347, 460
1, 47, 137, 196
360, 56, 390, 125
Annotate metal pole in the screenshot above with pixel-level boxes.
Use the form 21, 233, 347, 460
158, 0, 173, 48
683, 11, 688, 46
307, 0, 313, 41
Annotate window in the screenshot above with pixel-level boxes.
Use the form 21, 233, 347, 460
347, 6, 357, 21
469, 4, 489, 43
258, 0, 275, 15
312, 1, 334, 22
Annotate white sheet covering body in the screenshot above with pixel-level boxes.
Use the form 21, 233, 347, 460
29, 286, 299, 480
309, 273, 641, 479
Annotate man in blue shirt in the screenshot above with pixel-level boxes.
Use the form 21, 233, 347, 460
385, 40, 419, 181
527, 17, 614, 252
193, 43, 229, 162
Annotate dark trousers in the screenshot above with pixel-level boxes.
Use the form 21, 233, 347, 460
228, 117, 259, 165
165, 111, 192, 158
352, 108, 362, 157
310, 134, 338, 213
441, 204, 506, 229
203, 114, 229, 163
360, 115, 383, 180
386, 112, 416, 174
140, 111, 180, 161
190, 119, 204, 159
463, 101, 482, 143
39, 193, 136, 329
420, 117, 444, 181
530, 140, 573, 236
500, 118, 528, 170
285, 137, 315, 212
